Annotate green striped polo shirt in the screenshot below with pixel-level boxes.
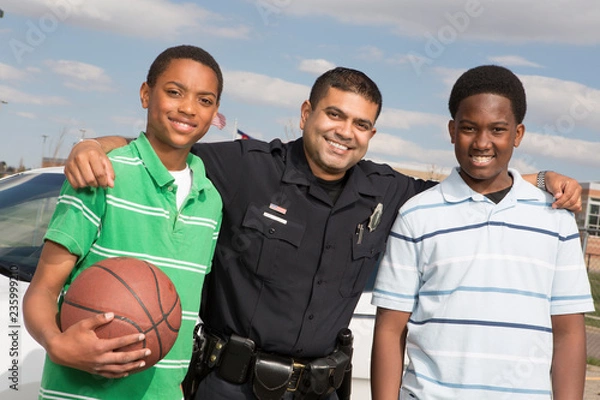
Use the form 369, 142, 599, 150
40, 133, 222, 400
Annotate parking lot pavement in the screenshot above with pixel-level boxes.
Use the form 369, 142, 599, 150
586, 365, 600, 399
587, 326, 600, 399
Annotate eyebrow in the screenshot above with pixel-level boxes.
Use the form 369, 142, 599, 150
324, 106, 374, 129
167, 81, 217, 98
458, 118, 509, 126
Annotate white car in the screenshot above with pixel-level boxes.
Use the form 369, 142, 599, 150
0, 167, 378, 399
348, 273, 377, 399
0, 167, 64, 399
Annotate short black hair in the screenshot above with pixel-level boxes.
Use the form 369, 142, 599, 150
146, 45, 223, 101
309, 67, 383, 121
448, 65, 526, 124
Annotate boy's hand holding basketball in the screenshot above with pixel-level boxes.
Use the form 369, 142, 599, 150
23, 241, 149, 379
46, 312, 150, 379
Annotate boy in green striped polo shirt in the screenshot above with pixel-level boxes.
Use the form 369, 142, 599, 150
23, 45, 223, 400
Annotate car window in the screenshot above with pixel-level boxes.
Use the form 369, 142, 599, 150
0, 173, 64, 282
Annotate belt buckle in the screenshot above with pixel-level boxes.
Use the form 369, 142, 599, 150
287, 362, 305, 392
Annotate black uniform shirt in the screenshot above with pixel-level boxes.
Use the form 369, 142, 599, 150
193, 138, 434, 358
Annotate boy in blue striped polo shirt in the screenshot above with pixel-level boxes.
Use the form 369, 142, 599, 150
371, 65, 594, 400
23, 45, 223, 399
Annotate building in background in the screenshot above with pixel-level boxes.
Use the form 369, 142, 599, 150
41, 157, 67, 168
579, 182, 600, 271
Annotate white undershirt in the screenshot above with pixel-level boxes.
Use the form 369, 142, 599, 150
169, 165, 192, 210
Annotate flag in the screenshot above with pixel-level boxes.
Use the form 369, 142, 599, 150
211, 112, 226, 129
237, 129, 252, 140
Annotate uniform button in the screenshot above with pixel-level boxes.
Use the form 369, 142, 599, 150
325, 244, 333, 250
296, 349, 303, 354
167, 186, 174, 192
268, 228, 276, 234
317, 279, 323, 285
308, 314, 314, 320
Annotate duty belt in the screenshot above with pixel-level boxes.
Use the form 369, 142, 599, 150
195, 327, 353, 400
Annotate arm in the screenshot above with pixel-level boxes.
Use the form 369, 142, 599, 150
371, 307, 410, 400
550, 313, 586, 400
522, 171, 582, 212
23, 240, 149, 378
65, 136, 130, 189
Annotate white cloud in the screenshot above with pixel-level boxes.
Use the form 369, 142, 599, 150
15, 111, 37, 119
111, 115, 146, 136
44, 60, 114, 92
367, 132, 456, 168
487, 55, 543, 68
377, 108, 448, 130
298, 59, 337, 75
521, 75, 600, 134
284, 0, 600, 45
0, 84, 69, 105
0, 63, 27, 80
224, 70, 309, 109
3, 0, 250, 40
519, 131, 600, 168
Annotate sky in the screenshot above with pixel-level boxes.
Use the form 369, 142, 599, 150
0, 0, 599, 181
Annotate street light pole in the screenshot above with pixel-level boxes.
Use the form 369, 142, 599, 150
41, 134, 49, 159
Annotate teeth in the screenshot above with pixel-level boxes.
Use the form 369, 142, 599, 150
174, 120, 193, 128
327, 140, 348, 151
472, 155, 492, 163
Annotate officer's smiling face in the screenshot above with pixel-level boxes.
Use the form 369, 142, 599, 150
300, 87, 377, 181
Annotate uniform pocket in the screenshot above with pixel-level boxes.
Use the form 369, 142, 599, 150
339, 229, 386, 298
240, 204, 305, 280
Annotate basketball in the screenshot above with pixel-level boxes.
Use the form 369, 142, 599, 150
60, 257, 182, 371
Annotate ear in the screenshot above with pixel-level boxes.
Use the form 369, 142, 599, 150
140, 82, 150, 109
299, 100, 312, 131
513, 123, 525, 148
448, 120, 456, 144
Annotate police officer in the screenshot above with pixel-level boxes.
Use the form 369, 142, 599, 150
65, 67, 582, 400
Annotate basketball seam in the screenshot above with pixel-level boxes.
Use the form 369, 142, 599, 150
93, 262, 167, 358
61, 300, 148, 348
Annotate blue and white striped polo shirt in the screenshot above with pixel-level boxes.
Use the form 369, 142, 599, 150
372, 168, 594, 399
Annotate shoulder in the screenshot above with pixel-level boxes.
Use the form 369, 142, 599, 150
191, 138, 288, 160
107, 142, 139, 173
356, 159, 436, 201
193, 138, 287, 153
356, 159, 399, 178
399, 184, 442, 215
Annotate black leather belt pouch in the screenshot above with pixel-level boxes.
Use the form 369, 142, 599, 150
252, 353, 293, 400
218, 334, 255, 384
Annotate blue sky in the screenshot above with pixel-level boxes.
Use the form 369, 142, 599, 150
1, 0, 599, 181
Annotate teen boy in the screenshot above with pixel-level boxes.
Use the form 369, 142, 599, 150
371, 65, 594, 400
23, 45, 223, 399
